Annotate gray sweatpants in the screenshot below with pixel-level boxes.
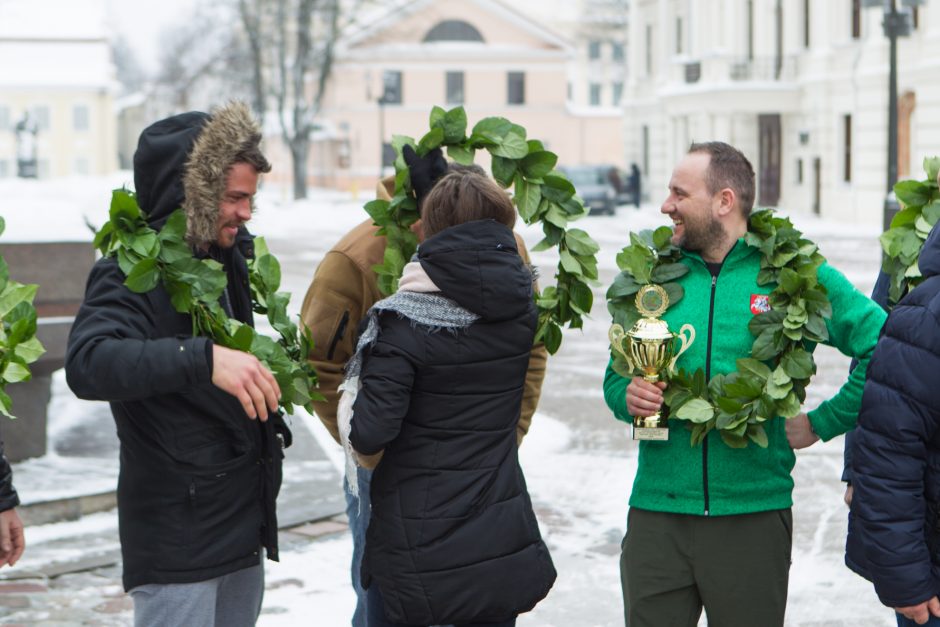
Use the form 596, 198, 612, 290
130, 561, 264, 627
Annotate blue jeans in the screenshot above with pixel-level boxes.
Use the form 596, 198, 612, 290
346, 468, 373, 627
897, 613, 940, 626
366, 584, 516, 627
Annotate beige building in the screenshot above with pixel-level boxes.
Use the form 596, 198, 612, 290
625, 0, 940, 226
0, 0, 118, 179
302, 0, 626, 190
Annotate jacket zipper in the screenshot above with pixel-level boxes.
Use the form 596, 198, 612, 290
327, 311, 350, 360
703, 273, 718, 516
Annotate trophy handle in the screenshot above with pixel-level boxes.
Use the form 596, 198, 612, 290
668, 324, 696, 374
608, 324, 634, 371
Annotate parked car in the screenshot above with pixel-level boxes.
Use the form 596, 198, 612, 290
558, 165, 620, 215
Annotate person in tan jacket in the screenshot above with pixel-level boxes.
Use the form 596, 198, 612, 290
299, 148, 547, 627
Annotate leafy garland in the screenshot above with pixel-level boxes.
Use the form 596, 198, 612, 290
880, 156, 940, 306
607, 209, 832, 449
94, 190, 323, 415
0, 217, 46, 418
365, 106, 600, 354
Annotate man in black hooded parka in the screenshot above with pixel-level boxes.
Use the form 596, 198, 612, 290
66, 101, 290, 627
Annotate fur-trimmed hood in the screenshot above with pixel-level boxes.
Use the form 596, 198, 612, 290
132, 101, 264, 248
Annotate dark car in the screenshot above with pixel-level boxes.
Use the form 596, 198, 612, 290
559, 165, 619, 215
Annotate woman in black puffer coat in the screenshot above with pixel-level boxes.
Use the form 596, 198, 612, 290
847, 221, 940, 626
346, 170, 556, 627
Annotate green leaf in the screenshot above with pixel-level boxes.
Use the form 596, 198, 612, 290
440, 106, 468, 143
895, 179, 932, 207
564, 229, 600, 256
652, 226, 674, 250
491, 156, 517, 187
674, 398, 714, 423
364, 199, 391, 225
0, 216, 4, 237
751, 328, 779, 361
542, 321, 563, 354
490, 130, 528, 159
545, 203, 569, 229
606, 272, 641, 300
719, 430, 748, 449
13, 337, 45, 364
447, 144, 474, 165
520, 151, 557, 179
0, 283, 37, 319
924, 156, 940, 183
781, 348, 814, 379
541, 174, 576, 203
514, 174, 542, 222
472, 116, 512, 141
417, 127, 445, 153
255, 255, 282, 293
559, 250, 582, 275
2, 362, 31, 383
429, 106, 446, 129
110, 188, 142, 224
747, 424, 769, 448
568, 280, 594, 314
650, 262, 688, 283
737, 357, 772, 381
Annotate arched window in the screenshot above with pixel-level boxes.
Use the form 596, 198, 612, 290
424, 20, 484, 43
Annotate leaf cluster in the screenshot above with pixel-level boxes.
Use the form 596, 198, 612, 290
0, 217, 46, 418
880, 156, 940, 305
607, 210, 832, 449
94, 190, 323, 415
369, 106, 601, 354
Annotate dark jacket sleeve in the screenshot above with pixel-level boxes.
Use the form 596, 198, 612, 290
851, 288, 940, 608
65, 258, 213, 401
0, 438, 19, 512
348, 319, 417, 457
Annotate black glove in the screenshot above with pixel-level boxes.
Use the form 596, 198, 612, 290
402, 144, 448, 207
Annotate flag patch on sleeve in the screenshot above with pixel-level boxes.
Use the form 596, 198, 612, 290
750, 294, 771, 315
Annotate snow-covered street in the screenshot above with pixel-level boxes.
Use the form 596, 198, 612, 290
0, 175, 897, 625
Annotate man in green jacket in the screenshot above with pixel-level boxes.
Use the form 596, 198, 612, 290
604, 141, 886, 627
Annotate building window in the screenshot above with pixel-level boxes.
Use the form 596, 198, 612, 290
796, 158, 804, 184
382, 142, 396, 168
588, 40, 602, 60
446, 71, 464, 105
676, 17, 683, 54
589, 83, 602, 106
913, 7, 919, 30
73, 105, 89, 131
852, 0, 861, 39
843, 114, 852, 183
507, 71, 525, 105
73, 157, 90, 175
642, 125, 650, 175
32, 105, 50, 131
612, 42, 625, 62
612, 81, 624, 106
645, 24, 653, 75
424, 20, 484, 42
381, 70, 402, 104
803, 0, 811, 48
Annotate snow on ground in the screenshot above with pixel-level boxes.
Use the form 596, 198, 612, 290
1, 174, 898, 625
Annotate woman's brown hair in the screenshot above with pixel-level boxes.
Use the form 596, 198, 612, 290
421, 170, 516, 239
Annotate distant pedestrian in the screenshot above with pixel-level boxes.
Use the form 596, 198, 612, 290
629, 162, 641, 208
342, 169, 556, 626
66, 102, 291, 627
847, 216, 940, 627
0, 438, 24, 569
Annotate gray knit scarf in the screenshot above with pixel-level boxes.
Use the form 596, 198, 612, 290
338, 268, 479, 499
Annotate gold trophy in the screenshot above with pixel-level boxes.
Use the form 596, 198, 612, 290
609, 284, 695, 441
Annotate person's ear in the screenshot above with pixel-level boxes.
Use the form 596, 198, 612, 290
715, 188, 736, 217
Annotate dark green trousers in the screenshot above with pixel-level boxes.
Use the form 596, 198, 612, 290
620, 507, 792, 627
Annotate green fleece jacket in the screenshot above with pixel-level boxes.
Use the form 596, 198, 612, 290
604, 239, 886, 516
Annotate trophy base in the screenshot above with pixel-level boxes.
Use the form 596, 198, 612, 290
633, 426, 669, 441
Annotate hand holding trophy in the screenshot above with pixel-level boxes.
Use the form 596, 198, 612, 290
609, 284, 695, 441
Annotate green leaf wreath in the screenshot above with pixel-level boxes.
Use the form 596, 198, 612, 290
880, 156, 940, 306
94, 189, 323, 415
0, 217, 46, 418
366, 106, 601, 355
606, 209, 832, 449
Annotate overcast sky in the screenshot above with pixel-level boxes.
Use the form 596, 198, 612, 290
104, 0, 198, 73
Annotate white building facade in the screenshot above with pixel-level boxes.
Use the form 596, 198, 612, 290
625, 0, 940, 227
0, 0, 118, 179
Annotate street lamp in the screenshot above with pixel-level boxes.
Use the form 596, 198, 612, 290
864, 0, 920, 231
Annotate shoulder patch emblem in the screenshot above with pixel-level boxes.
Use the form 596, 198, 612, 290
750, 293, 771, 315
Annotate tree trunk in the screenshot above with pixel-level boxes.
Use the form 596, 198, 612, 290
291, 138, 309, 200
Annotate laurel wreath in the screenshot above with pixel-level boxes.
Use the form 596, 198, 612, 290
607, 209, 831, 448
880, 156, 940, 306
365, 106, 600, 354
0, 217, 46, 418
93, 190, 323, 415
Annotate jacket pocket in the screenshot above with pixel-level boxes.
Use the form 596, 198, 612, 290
328, 310, 350, 360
